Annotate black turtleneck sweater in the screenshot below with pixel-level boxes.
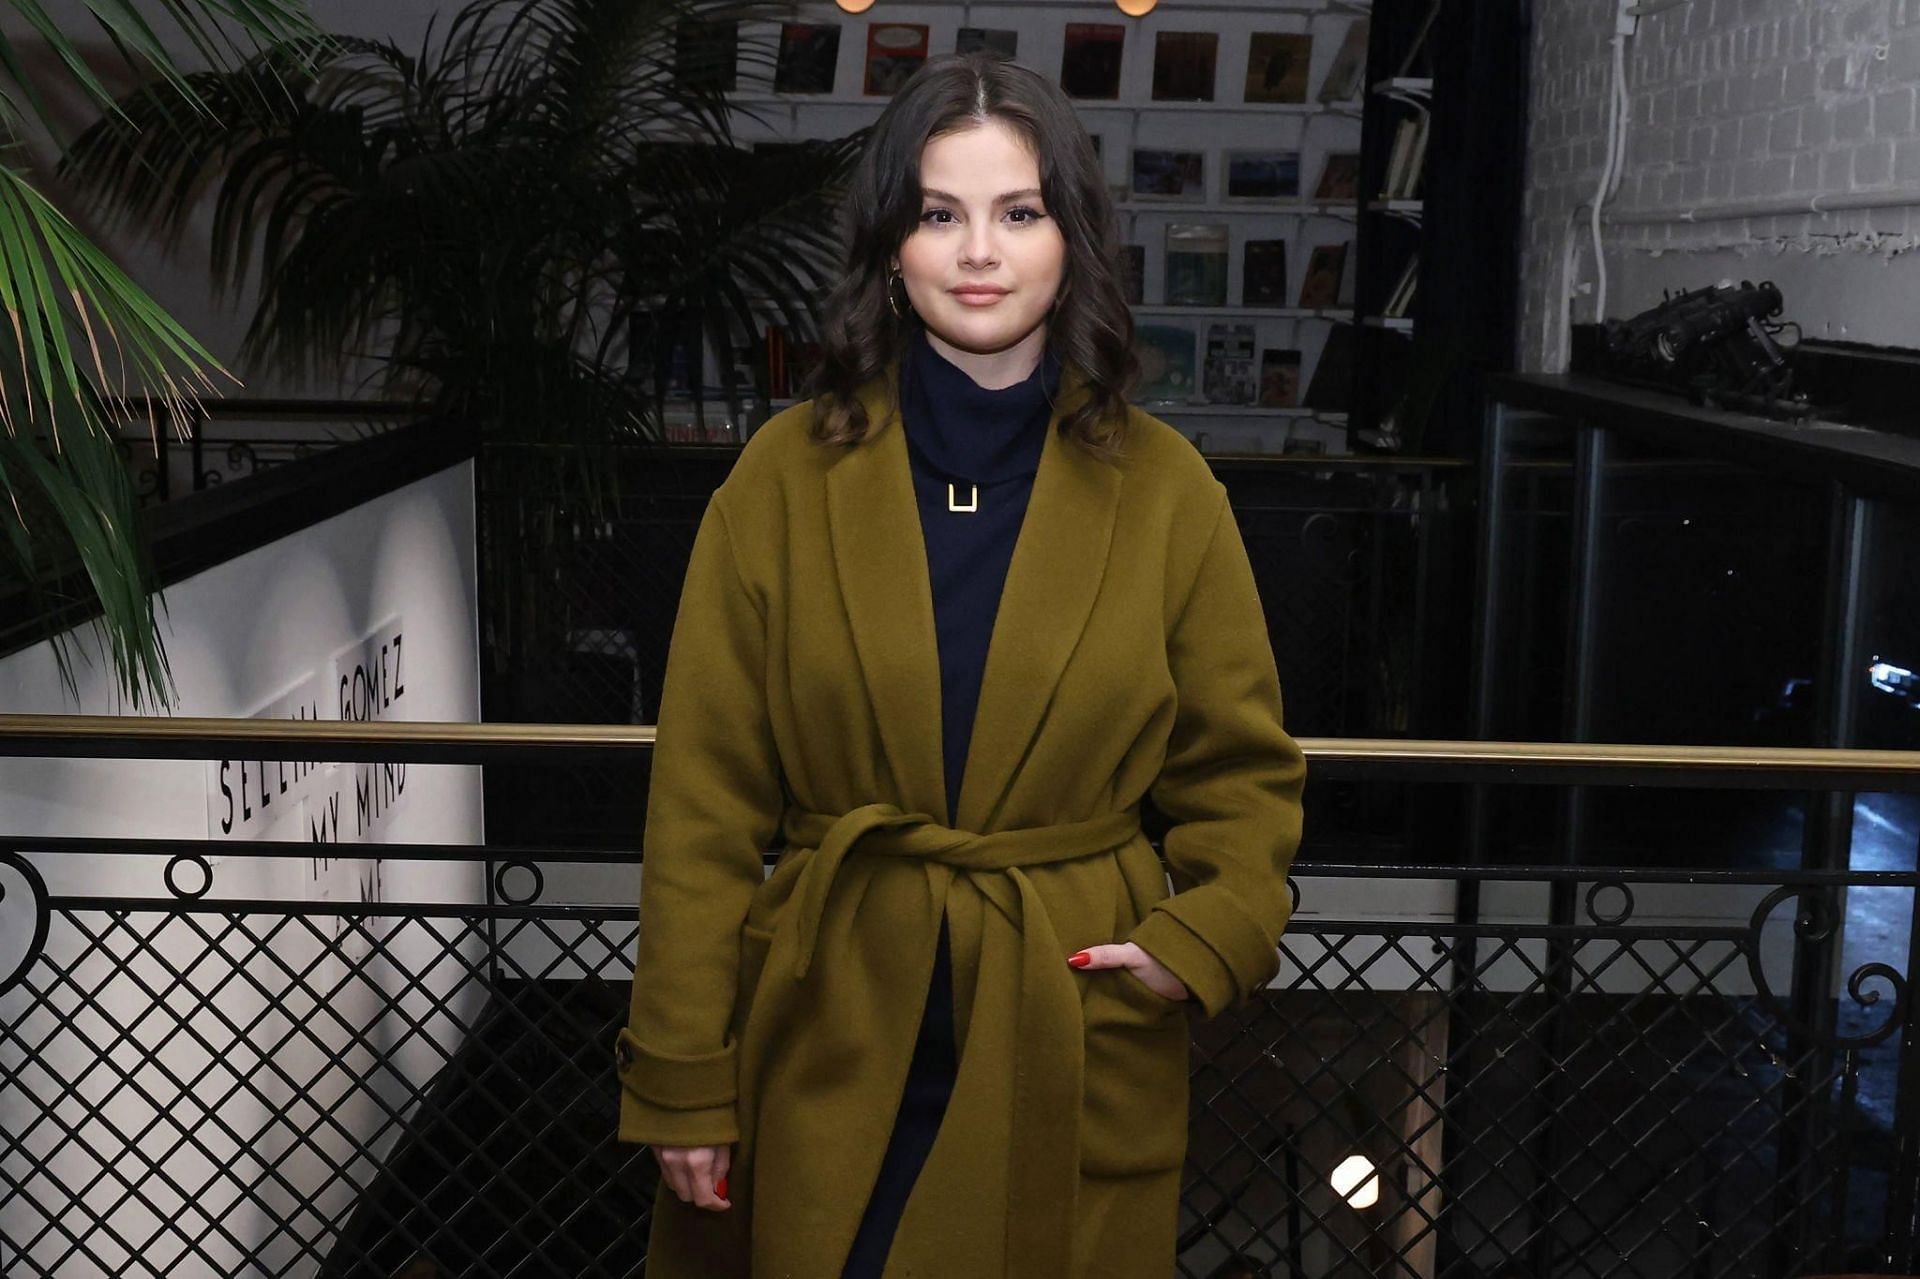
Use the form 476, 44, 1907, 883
898, 327, 1065, 826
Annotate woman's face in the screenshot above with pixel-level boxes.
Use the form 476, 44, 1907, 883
893, 118, 1067, 362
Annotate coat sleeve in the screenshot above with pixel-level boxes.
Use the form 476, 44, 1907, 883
614, 493, 784, 1146
1126, 484, 1308, 1020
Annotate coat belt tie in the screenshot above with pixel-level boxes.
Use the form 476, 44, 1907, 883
778, 802, 1144, 1279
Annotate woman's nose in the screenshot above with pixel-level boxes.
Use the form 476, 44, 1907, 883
960, 225, 998, 269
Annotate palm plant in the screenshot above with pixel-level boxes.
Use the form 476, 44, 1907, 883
0, 0, 329, 709
57, 0, 862, 697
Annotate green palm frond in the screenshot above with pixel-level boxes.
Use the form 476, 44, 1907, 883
55, 0, 865, 677
0, 163, 230, 429
0, 0, 329, 709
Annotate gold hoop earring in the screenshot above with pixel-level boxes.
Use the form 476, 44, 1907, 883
888, 268, 909, 319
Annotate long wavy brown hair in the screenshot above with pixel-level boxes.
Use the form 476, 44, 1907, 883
802, 51, 1139, 460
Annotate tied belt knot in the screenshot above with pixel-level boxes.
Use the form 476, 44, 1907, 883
780, 802, 1143, 980
775, 802, 1144, 1279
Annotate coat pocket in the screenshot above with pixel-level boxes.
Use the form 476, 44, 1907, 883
1078, 970, 1193, 1176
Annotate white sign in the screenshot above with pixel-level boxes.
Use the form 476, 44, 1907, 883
205, 615, 413, 852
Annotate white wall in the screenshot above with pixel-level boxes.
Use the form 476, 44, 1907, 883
0, 458, 486, 1279
1522, 0, 1920, 372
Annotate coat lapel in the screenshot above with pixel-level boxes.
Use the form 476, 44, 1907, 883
824, 357, 1123, 832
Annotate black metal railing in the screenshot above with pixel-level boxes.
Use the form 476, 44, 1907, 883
110, 399, 423, 506
473, 447, 1474, 856
0, 719, 1915, 1278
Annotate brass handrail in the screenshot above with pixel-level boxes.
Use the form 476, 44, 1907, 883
0, 713, 1916, 787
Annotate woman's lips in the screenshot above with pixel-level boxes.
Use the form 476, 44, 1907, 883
952, 287, 1009, 306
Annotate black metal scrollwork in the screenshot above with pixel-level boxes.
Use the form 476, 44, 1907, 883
1584, 878, 1635, 927
164, 852, 214, 900
0, 850, 50, 998
492, 860, 546, 907
1744, 884, 1908, 1049
1299, 512, 1366, 589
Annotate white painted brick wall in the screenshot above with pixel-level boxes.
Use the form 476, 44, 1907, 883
1521, 0, 1920, 372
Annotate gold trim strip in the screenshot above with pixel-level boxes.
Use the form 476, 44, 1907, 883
0, 714, 1915, 775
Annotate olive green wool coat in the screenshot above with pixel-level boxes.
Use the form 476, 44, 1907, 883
614, 359, 1307, 1279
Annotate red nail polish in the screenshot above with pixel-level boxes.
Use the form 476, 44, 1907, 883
1068, 951, 1091, 968
716, 1176, 729, 1199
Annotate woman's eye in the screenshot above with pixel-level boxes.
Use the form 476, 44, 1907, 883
919, 207, 1048, 225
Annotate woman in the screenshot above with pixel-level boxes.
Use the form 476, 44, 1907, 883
614, 50, 1306, 1279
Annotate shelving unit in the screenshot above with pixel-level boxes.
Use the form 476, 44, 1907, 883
1332, 3, 1527, 458
1062, 9, 1368, 454
1345, 4, 1435, 451
693, 2, 1499, 456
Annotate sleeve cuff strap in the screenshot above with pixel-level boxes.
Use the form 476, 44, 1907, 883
614, 1026, 738, 1111
1126, 909, 1243, 1020
619, 1088, 740, 1148
1164, 882, 1289, 982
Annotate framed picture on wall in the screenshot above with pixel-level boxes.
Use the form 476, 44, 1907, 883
1152, 31, 1219, 101
1260, 348, 1304, 407
1061, 23, 1125, 98
1133, 324, 1198, 403
1165, 223, 1229, 306
865, 23, 929, 95
1243, 239, 1289, 306
1314, 152, 1362, 201
957, 27, 1017, 58
1245, 32, 1313, 103
1224, 150, 1301, 200
674, 18, 739, 92
1298, 242, 1349, 308
1318, 19, 1370, 102
775, 22, 841, 94
1202, 322, 1257, 405
1130, 148, 1206, 200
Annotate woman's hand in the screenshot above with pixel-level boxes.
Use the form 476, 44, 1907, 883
652, 1144, 732, 1212
1067, 942, 1191, 1001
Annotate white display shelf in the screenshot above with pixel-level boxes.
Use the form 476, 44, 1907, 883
1114, 198, 1360, 216
1132, 304, 1353, 320
1361, 315, 1414, 332
1072, 100, 1362, 116
726, 92, 1363, 115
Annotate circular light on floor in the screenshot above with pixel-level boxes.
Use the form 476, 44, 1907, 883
836, 0, 877, 11
1330, 1154, 1380, 1209
1116, 0, 1159, 13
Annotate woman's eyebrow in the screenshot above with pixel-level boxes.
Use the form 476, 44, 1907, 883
920, 187, 1044, 203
